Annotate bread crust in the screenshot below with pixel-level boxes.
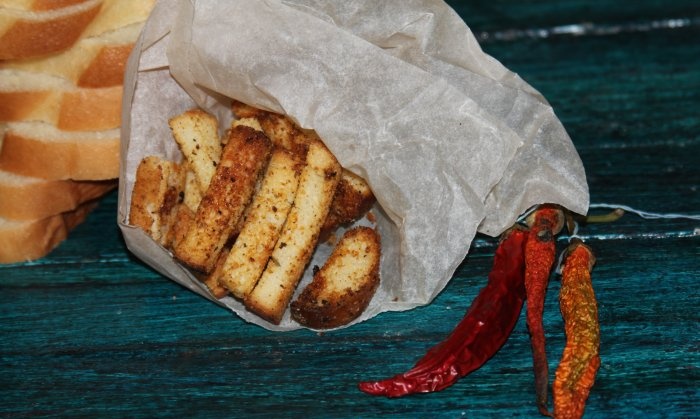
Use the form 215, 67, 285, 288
291, 226, 381, 329
0, 200, 96, 264
0, 122, 120, 180
0, 170, 115, 220
2, 0, 90, 12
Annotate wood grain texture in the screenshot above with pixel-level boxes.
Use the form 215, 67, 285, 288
1, 1, 699, 417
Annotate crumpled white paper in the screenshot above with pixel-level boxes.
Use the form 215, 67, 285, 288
117, 0, 589, 331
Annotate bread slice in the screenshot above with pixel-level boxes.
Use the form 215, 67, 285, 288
172, 125, 273, 273
0, 0, 103, 60
0, 200, 96, 264
0, 70, 122, 131
128, 156, 185, 246
0, 121, 120, 180
0, 23, 140, 87
0, 168, 115, 220
291, 226, 381, 329
218, 148, 302, 299
244, 140, 341, 324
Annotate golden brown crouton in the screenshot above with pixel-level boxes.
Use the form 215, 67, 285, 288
218, 148, 303, 299
291, 227, 381, 329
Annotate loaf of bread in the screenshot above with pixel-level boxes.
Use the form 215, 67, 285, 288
0, 0, 155, 263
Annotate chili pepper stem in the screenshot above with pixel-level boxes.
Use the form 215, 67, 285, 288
584, 208, 625, 224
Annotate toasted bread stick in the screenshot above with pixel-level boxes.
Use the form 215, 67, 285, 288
172, 125, 272, 273
245, 140, 341, 324
218, 148, 302, 299
168, 108, 221, 192
232, 101, 375, 237
129, 156, 184, 245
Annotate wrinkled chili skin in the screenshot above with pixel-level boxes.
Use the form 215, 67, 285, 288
358, 227, 528, 398
553, 242, 600, 419
525, 207, 563, 416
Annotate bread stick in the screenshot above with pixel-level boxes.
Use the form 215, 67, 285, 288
168, 108, 222, 192
172, 125, 272, 273
128, 156, 184, 245
244, 140, 341, 324
218, 148, 302, 299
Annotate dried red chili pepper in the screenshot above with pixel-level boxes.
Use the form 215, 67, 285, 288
358, 226, 528, 397
553, 241, 600, 419
524, 205, 565, 416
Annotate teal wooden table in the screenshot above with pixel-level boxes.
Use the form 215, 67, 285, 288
2, 1, 699, 417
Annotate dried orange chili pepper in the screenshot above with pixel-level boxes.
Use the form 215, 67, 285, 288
524, 205, 565, 416
358, 226, 528, 397
553, 240, 600, 419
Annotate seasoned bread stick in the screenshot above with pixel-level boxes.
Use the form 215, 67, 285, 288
231, 100, 309, 157
218, 148, 302, 299
291, 226, 381, 329
231, 101, 375, 236
244, 140, 341, 324
168, 108, 222, 192
128, 156, 184, 245
172, 125, 272, 273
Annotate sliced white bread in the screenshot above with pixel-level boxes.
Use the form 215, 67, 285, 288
0, 0, 154, 60
0, 22, 140, 87
0, 70, 122, 131
0, 121, 120, 180
0, 168, 115, 220
0, 0, 103, 59
0, 200, 96, 264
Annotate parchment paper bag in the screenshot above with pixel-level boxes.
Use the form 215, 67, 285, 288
118, 0, 589, 331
